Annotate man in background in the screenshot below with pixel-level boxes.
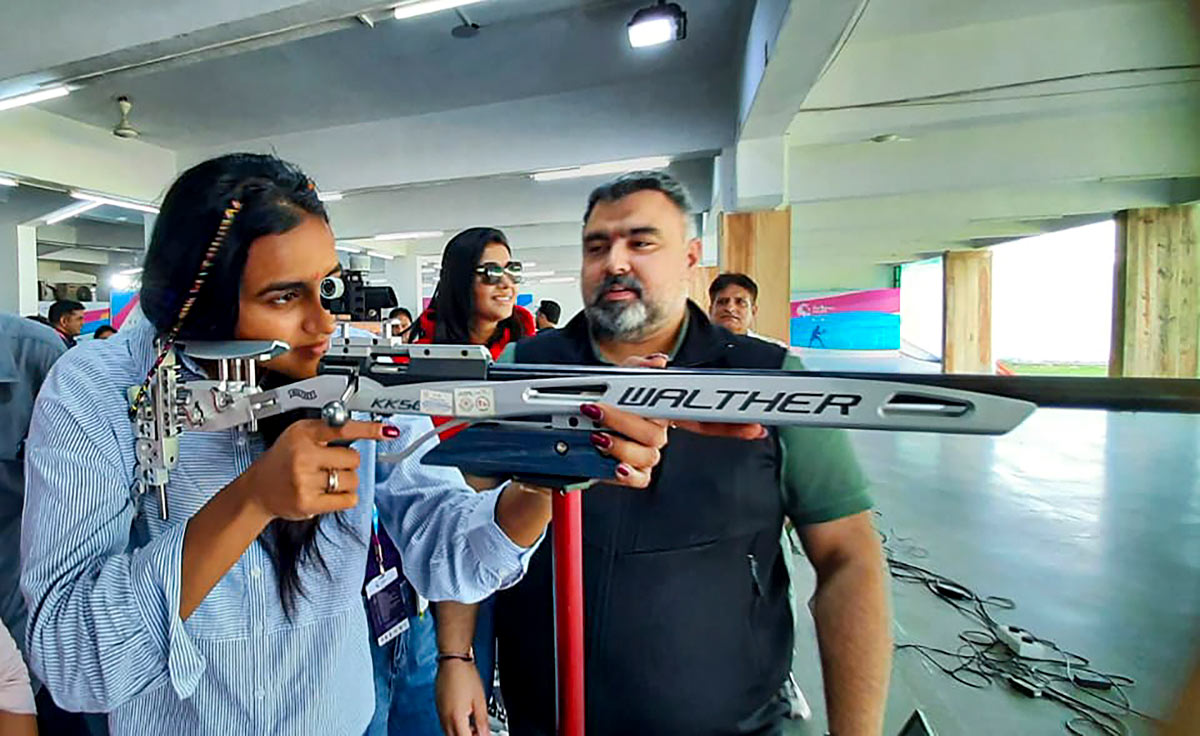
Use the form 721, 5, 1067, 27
92, 325, 117, 340
709, 273, 788, 347
47, 300, 85, 349
388, 307, 413, 341
0, 313, 79, 733
708, 272, 759, 336
534, 300, 561, 332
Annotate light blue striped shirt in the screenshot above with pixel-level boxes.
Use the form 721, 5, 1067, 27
20, 319, 537, 735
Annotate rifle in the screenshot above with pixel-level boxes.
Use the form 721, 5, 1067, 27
128, 327, 1200, 736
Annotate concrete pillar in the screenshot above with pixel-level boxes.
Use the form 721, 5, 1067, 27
942, 249, 993, 374
1109, 205, 1200, 378
720, 208, 792, 343
382, 254, 420, 315
142, 212, 157, 249
0, 221, 39, 315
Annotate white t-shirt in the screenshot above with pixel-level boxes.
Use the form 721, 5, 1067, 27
0, 622, 34, 714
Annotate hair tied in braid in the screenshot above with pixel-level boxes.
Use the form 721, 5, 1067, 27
128, 199, 243, 418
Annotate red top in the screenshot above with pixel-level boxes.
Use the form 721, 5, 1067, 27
411, 304, 535, 359
412, 304, 535, 437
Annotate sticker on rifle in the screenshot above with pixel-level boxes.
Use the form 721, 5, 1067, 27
453, 387, 495, 417
419, 389, 453, 415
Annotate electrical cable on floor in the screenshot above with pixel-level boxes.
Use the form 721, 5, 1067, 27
877, 514, 1160, 736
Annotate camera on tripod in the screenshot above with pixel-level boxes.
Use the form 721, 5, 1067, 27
320, 255, 398, 321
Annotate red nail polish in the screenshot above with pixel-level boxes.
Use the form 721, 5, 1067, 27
590, 432, 612, 449
580, 403, 604, 421
615, 464, 631, 478
382, 425, 400, 439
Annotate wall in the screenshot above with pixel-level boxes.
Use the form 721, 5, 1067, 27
0, 108, 176, 201
790, 257, 892, 292
521, 281, 584, 328
382, 254, 420, 318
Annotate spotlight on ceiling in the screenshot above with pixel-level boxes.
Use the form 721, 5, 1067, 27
628, 1, 687, 48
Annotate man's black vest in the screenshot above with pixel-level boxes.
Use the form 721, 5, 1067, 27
496, 302, 794, 735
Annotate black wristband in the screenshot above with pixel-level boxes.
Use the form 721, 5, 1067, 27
437, 651, 474, 664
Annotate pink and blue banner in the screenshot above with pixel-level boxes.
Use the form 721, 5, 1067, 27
81, 306, 111, 335
110, 291, 141, 329
790, 288, 901, 350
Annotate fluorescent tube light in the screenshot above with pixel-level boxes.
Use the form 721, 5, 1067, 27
70, 191, 160, 214
394, 0, 486, 20
373, 230, 443, 241
0, 86, 70, 112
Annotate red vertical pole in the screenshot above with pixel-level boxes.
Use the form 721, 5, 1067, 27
552, 489, 585, 736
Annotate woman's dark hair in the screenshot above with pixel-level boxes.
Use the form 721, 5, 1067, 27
140, 152, 348, 616
413, 227, 527, 345
141, 153, 325, 340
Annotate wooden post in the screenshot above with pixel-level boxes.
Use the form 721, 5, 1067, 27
1110, 205, 1200, 378
688, 265, 719, 311
942, 250, 993, 374
719, 209, 792, 343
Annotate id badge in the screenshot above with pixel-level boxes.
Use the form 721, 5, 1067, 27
365, 567, 410, 647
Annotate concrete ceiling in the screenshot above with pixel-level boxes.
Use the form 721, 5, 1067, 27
37, 0, 747, 148
7, 0, 1199, 301
776, 0, 1200, 289
1, 0, 754, 292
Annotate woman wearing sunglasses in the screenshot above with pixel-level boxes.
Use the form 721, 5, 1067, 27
409, 227, 533, 352
378, 228, 533, 736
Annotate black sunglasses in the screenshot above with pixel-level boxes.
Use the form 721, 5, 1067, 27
474, 261, 523, 285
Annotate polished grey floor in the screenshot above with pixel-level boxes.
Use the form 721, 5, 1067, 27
785, 409, 1200, 736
